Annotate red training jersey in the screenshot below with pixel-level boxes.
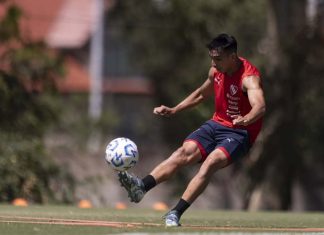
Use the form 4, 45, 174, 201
212, 57, 263, 144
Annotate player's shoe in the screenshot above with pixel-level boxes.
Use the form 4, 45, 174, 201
118, 171, 145, 203
164, 210, 181, 227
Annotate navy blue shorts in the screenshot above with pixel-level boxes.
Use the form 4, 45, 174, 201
184, 120, 250, 163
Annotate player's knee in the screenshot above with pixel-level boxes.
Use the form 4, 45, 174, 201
209, 151, 228, 166
198, 152, 228, 178
172, 146, 196, 165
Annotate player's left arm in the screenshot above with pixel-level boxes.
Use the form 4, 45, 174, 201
232, 75, 266, 126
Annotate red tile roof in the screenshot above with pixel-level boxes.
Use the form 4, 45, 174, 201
12, 0, 64, 41
1, 0, 152, 94
46, 0, 94, 48
56, 56, 90, 92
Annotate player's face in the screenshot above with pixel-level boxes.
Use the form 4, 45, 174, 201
209, 49, 234, 73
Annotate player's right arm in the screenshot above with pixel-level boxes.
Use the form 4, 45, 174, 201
153, 67, 215, 117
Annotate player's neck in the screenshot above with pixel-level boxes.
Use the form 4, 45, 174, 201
226, 58, 242, 76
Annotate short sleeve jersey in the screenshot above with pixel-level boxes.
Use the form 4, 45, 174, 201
212, 57, 263, 144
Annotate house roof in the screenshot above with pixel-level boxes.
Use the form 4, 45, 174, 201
10, 0, 93, 48
56, 57, 153, 95
13, 0, 65, 42
1, 0, 152, 95
46, 0, 94, 48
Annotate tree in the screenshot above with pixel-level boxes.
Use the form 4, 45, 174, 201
111, 0, 324, 210
0, 3, 74, 203
109, 0, 267, 145
109, 0, 269, 203
246, 0, 324, 210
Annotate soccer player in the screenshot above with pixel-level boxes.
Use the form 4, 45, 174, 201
118, 33, 266, 227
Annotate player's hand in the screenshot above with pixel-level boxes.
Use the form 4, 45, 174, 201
153, 105, 176, 117
231, 115, 249, 126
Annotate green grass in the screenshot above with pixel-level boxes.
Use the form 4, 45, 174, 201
0, 205, 324, 234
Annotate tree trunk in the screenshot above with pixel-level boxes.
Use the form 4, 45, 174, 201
246, 0, 308, 210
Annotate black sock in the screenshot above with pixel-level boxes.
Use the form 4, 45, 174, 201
142, 175, 156, 192
172, 198, 191, 217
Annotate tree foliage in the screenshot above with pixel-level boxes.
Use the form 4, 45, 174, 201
110, 0, 324, 210
245, 0, 324, 210
109, 0, 269, 205
109, 0, 267, 144
0, 3, 73, 203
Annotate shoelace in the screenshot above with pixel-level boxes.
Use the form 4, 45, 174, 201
166, 216, 177, 222
163, 211, 178, 219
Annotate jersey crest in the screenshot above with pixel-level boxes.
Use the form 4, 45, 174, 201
229, 84, 238, 96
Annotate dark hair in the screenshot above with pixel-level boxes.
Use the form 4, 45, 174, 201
206, 33, 237, 54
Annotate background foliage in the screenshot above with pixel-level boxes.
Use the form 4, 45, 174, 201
109, 0, 324, 210
0, 4, 74, 203
1, 0, 323, 210
110, 0, 267, 144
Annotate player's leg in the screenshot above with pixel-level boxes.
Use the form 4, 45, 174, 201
164, 148, 229, 227
181, 148, 230, 203
143, 122, 216, 194
150, 141, 202, 184
180, 124, 250, 204
165, 123, 250, 226
118, 121, 212, 204
118, 141, 202, 203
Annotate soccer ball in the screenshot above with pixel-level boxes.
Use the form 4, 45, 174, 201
105, 137, 139, 171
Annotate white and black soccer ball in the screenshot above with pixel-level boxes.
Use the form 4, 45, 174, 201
105, 137, 139, 171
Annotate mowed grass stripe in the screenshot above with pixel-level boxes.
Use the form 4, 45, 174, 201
1, 217, 324, 233
0, 215, 162, 226
1, 218, 324, 233
0, 205, 324, 234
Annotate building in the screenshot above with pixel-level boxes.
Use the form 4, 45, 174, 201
2, 0, 152, 93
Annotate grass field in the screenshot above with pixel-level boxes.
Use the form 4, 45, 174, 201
1, 205, 324, 235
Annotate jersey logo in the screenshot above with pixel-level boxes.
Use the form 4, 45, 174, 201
214, 76, 221, 85
230, 85, 238, 96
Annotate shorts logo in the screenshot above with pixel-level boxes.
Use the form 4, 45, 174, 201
230, 85, 238, 96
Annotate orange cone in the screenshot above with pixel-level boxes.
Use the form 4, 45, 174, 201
12, 198, 28, 207
153, 202, 168, 211
115, 202, 127, 210
78, 199, 93, 208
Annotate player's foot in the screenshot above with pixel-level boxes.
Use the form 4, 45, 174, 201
118, 171, 145, 203
164, 210, 181, 227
